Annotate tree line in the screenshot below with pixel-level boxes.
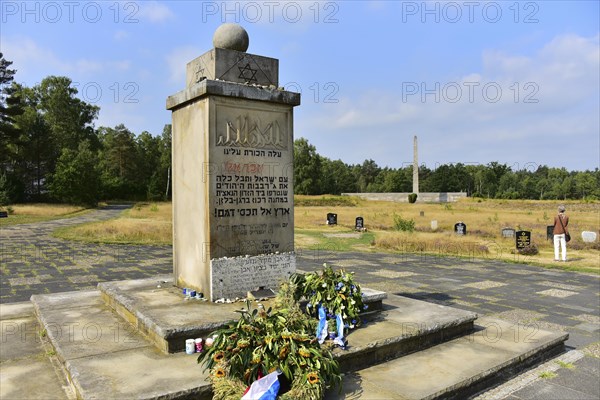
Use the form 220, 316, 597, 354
1, 54, 598, 207
1, 54, 171, 206
293, 140, 599, 200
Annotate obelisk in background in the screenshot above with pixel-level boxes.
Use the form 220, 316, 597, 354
412, 135, 419, 194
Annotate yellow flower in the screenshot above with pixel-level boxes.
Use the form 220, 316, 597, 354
299, 347, 311, 357
307, 372, 320, 384
279, 345, 289, 359
212, 351, 225, 362
213, 367, 226, 378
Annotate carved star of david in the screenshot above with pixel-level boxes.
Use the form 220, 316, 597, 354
238, 63, 258, 83
194, 65, 205, 83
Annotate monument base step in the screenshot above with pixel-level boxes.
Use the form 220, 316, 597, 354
30, 284, 567, 400
98, 276, 388, 354
326, 317, 568, 400
31, 290, 213, 400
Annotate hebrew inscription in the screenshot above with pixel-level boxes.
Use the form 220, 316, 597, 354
211, 252, 296, 300
210, 103, 293, 259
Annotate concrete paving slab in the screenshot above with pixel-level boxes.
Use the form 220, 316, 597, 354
510, 380, 598, 400
32, 290, 148, 362
31, 290, 100, 310
331, 296, 477, 372
32, 288, 213, 400
0, 301, 34, 319
473, 317, 568, 355
0, 357, 71, 400
0, 301, 72, 400
383, 293, 478, 328
65, 346, 211, 400
0, 314, 41, 362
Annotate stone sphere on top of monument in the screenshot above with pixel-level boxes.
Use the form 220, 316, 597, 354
212, 23, 249, 52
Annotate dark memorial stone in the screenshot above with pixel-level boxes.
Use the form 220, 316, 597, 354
454, 222, 467, 235
516, 230, 531, 249
546, 226, 554, 241
0, 211, 7, 218
326, 213, 337, 225
355, 216, 364, 230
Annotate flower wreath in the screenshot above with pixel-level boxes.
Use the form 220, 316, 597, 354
198, 280, 343, 400
292, 263, 366, 330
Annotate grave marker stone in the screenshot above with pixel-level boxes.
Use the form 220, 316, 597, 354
327, 213, 338, 225
515, 230, 531, 249
546, 225, 554, 240
582, 231, 597, 243
502, 227, 515, 238
167, 24, 300, 301
454, 222, 467, 235
355, 216, 364, 231
431, 220, 438, 230
0, 211, 8, 218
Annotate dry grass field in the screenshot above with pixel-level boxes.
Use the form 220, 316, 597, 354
295, 196, 599, 273
53, 202, 172, 245
0, 203, 89, 226
48, 197, 599, 273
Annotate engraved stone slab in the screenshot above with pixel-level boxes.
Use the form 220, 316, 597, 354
515, 230, 531, 249
501, 227, 515, 238
454, 222, 466, 235
210, 98, 294, 259
582, 231, 597, 243
210, 252, 296, 300
186, 48, 278, 88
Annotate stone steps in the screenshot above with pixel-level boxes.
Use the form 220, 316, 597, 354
326, 317, 568, 400
98, 275, 388, 354
31, 290, 213, 400
30, 280, 568, 400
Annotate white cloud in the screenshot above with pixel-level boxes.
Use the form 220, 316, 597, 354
3, 36, 132, 81
302, 33, 599, 170
2, 37, 70, 80
138, 1, 175, 23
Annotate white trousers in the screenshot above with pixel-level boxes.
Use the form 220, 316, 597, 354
553, 234, 567, 261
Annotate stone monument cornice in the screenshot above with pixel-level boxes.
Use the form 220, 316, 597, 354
166, 79, 301, 110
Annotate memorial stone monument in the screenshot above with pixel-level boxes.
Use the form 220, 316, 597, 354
454, 222, 467, 235
167, 23, 300, 301
516, 230, 532, 249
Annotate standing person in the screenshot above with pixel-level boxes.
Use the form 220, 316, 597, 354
553, 205, 569, 261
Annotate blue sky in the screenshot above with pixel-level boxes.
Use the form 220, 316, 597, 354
2, 1, 599, 171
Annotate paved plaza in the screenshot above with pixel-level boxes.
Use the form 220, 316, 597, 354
1, 205, 598, 399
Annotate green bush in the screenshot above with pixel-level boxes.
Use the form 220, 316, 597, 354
408, 193, 418, 203
517, 244, 539, 256
393, 214, 415, 232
